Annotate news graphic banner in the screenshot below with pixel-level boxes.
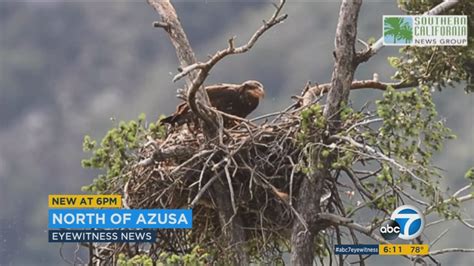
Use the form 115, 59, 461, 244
48, 209, 192, 229
334, 205, 429, 256
49, 194, 122, 208
48, 194, 192, 243
334, 244, 429, 256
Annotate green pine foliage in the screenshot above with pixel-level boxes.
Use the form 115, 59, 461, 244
116, 246, 210, 266
296, 84, 464, 222
81, 113, 166, 193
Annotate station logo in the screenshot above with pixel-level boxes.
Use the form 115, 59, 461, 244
380, 205, 424, 240
383, 15, 467, 46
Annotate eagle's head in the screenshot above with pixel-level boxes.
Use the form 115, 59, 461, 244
243, 80, 265, 100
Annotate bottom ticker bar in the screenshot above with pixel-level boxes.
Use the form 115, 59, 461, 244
334, 244, 429, 255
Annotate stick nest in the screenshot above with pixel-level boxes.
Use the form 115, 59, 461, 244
92, 106, 330, 263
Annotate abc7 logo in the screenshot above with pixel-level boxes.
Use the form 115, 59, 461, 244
380, 205, 424, 240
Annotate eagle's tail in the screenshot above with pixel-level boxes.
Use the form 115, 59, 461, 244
159, 115, 178, 125
159, 112, 192, 126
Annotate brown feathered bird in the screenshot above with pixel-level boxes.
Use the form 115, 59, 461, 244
161, 80, 265, 126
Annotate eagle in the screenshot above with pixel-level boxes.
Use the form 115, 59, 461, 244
161, 80, 265, 126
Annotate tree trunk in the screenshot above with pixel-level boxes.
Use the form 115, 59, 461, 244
290, 0, 362, 264
291, 168, 329, 265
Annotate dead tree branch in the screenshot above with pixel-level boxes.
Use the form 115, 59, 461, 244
147, 0, 217, 133
428, 248, 474, 256
333, 135, 431, 187
172, 0, 288, 82
147, 0, 197, 83
302, 79, 418, 106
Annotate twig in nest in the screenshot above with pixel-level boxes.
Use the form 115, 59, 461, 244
224, 160, 237, 214
190, 173, 220, 208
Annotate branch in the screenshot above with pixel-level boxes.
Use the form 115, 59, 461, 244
189, 170, 223, 208
147, 0, 216, 134
315, 213, 391, 245
172, 0, 288, 82
302, 78, 417, 106
452, 183, 472, 198
424, 192, 473, 215
425, 0, 460, 15
333, 135, 431, 187
428, 248, 474, 256
316, 213, 353, 225
147, 0, 197, 83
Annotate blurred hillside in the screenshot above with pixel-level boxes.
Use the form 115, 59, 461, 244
0, 1, 472, 265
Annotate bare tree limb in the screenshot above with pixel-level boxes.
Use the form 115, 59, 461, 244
147, 0, 217, 134
333, 135, 431, 187
428, 248, 474, 256
425, 193, 473, 215
459, 217, 474, 230
189, 174, 219, 208
314, 212, 390, 245
429, 227, 450, 247
302, 79, 418, 106
149, 0, 288, 134
147, 0, 197, 83
452, 183, 472, 198
172, 0, 288, 82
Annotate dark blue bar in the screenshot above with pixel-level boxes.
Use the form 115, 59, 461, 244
334, 244, 379, 255
48, 229, 157, 243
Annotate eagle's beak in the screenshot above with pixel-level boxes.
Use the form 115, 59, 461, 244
260, 88, 265, 100
244, 80, 265, 100
256, 83, 265, 100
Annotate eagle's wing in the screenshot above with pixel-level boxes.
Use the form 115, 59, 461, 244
160, 101, 190, 125
205, 84, 242, 114
161, 82, 255, 125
